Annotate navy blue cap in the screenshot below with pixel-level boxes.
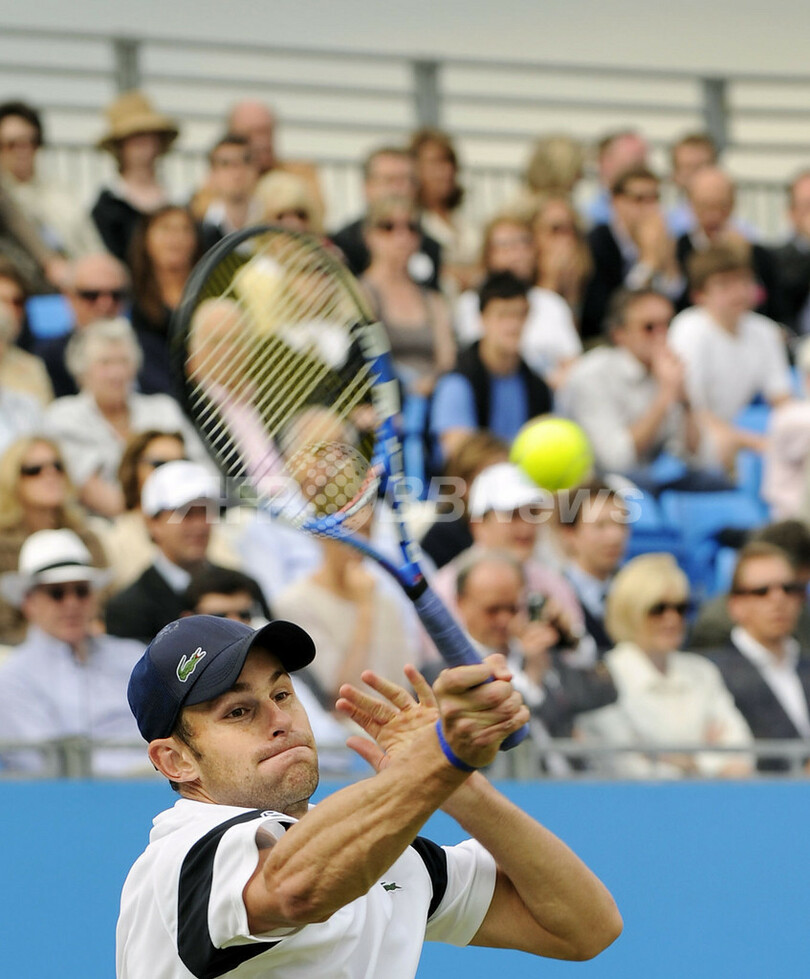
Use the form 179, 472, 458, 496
128, 614, 316, 742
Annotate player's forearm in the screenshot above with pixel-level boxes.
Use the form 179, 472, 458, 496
442, 774, 621, 959
247, 730, 467, 930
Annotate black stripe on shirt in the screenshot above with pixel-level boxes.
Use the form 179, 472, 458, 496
177, 809, 293, 979
410, 837, 448, 919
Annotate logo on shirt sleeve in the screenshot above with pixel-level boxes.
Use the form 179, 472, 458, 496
381, 881, 402, 892
177, 647, 207, 682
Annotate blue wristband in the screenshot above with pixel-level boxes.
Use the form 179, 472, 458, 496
435, 719, 476, 772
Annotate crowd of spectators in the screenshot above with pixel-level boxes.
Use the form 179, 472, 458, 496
2, 85, 810, 780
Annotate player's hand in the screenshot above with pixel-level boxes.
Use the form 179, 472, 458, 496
336, 665, 439, 771
432, 654, 530, 769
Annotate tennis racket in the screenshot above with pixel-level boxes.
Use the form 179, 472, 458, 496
171, 225, 527, 750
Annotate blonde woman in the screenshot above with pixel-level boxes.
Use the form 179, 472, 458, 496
575, 553, 753, 779
0, 435, 107, 643
255, 170, 324, 235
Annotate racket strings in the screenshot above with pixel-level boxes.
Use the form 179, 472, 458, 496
183, 233, 380, 518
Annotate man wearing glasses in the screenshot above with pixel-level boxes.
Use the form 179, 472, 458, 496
581, 166, 684, 340
706, 541, 810, 772
0, 528, 144, 774
560, 288, 724, 492
36, 251, 130, 397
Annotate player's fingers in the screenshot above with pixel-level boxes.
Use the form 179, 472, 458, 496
359, 670, 416, 710
433, 661, 499, 696
404, 664, 438, 708
335, 688, 396, 728
345, 735, 387, 771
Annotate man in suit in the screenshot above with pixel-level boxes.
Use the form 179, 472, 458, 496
773, 170, 810, 336
105, 460, 267, 644
454, 549, 616, 764
331, 145, 441, 289
705, 541, 810, 772
675, 167, 783, 321
581, 166, 683, 340
559, 481, 630, 658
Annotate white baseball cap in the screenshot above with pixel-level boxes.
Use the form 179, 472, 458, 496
468, 462, 547, 519
141, 460, 221, 517
0, 529, 110, 606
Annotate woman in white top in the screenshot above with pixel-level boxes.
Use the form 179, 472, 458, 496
575, 553, 754, 779
454, 212, 582, 388
43, 317, 207, 518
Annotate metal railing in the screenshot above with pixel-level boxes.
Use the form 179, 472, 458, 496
1, 737, 807, 781
1, 25, 807, 236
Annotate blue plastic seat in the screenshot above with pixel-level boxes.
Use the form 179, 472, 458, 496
400, 393, 429, 499
658, 490, 765, 546
25, 294, 73, 339
734, 402, 771, 435
658, 490, 765, 596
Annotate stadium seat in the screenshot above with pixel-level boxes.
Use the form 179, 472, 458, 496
713, 545, 739, 596
25, 294, 73, 339
400, 393, 429, 499
734, 401, 771, 435
623, 489, 686, 563
735, 450, 768, 519
658, 490, 764, 594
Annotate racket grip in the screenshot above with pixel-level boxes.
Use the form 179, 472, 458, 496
411, 586, 529, 751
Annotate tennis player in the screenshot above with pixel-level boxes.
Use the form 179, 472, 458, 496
116, 615, 621, 977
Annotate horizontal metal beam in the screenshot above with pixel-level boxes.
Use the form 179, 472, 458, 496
5, 23, 810, 88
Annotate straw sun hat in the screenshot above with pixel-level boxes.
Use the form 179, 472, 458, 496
97, 90, 179, 154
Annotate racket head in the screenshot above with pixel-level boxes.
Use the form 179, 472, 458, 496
171, 225, 404, 541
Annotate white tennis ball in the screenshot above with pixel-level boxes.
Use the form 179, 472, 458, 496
510, 417, 594, 492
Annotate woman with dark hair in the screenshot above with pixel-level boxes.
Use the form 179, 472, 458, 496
409, 127, 479, 293
91, 91, 179, 264
129, 205, 203, 395
360, 195, 455, 397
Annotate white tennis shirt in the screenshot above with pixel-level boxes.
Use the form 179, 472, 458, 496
116, 799, 496, 979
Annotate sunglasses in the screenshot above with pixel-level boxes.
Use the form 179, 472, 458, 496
207, 609, 254, 622
375, 220, 419, 234
732, 582, 805, 598
647, 601, 690, 617
39, 582, 92, 601
20, 460, 65, 477
75, 288, 128, 303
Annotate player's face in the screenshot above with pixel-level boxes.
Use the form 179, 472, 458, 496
180, 647, 319, 816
